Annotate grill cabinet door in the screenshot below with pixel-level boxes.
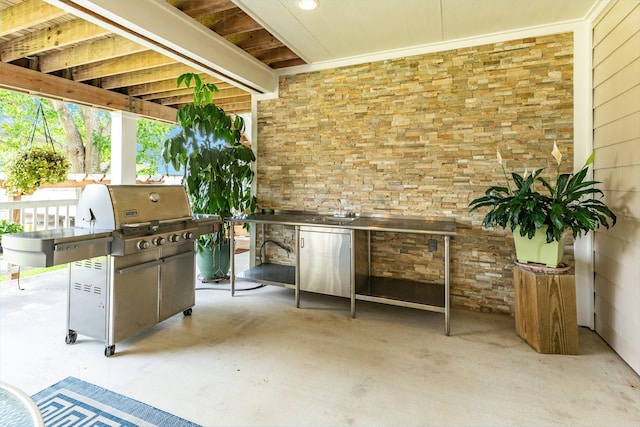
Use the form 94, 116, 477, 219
159, 247, 195, 321
110, 252, 160, 343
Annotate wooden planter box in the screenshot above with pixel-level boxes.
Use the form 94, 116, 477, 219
513, 266, 579, 354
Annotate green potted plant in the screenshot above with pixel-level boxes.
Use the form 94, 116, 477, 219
468, 143, 616, 267
0, 219, 24, 253
163, 73, 256, 279
3, 146, 70, 196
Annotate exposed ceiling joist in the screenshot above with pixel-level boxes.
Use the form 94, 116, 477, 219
1, 18, 110, 62
0, 62, 178, 122
1, 0, 311, 117
99, 63, 199, 90
39, 35, 145, 73
0, 0, 66, 37
71, 51, 177, 82
140, 82, 236, 101
161, 87, 249, 106
126, 76, 226, 97
54, 0, 278, 94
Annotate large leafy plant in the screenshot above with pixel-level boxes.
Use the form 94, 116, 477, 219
162, 73, 256, 250
469, 144, 616, 243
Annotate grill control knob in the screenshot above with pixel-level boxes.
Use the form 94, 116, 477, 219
152, 237, 166, 246
137, 240, 150, 250
182, 231, 195, 240
168, 234, 180, 243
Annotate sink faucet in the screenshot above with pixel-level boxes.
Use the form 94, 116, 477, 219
334, 200, 355, 218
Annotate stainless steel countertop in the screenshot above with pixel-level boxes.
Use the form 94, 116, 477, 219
230, 212, 457, 236
3, 228, 113, 247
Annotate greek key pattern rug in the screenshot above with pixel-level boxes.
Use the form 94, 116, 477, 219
32, 377, 201, 427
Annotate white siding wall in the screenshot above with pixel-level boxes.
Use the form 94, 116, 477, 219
592, 0, 640, 375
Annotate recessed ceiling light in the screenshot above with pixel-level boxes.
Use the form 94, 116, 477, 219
297, 0, 318, 11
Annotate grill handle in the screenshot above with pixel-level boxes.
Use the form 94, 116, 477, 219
162, 252, 193, 263
118, 259, 162, 274
121, 217, 194, 229
117, 251, 193, 274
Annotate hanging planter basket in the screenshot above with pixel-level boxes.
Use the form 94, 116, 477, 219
2, 102, 70, 196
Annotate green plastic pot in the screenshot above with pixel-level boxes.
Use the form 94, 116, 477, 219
513, 226, 564, 268
196, 240, 231, 280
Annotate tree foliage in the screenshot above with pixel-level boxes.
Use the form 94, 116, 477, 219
0, 89, 175, 179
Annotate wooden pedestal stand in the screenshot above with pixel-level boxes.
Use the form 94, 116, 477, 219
513, 265, 579, 354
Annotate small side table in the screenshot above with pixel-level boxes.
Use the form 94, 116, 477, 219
513, 265, 579, 354
0, 383, 45, 427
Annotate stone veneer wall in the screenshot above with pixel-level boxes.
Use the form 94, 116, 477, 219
256, 33, 574, 314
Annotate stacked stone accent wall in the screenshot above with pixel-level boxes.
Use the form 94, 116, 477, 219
256, 33, 574, 314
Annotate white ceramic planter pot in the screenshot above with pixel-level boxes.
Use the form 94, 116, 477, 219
513, 226, 564, 268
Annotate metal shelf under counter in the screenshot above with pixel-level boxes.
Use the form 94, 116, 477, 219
228, 211, 456, 335
235, 263, 295, 288
356, 276, 445, 313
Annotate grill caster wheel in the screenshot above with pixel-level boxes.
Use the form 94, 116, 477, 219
65, 330, 77, 344
104, 345, 115, 357
183, 308, 192, 316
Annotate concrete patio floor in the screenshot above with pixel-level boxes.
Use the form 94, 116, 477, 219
1, 254, 638, 426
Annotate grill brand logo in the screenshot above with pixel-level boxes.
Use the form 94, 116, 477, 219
124, 209, 138, 218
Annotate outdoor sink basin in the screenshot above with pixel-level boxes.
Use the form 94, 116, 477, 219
304, 215, 360, 225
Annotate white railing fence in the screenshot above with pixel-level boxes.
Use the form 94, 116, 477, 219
0, 199, 78, 232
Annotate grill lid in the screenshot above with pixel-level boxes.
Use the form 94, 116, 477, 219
76, 184, 192, 230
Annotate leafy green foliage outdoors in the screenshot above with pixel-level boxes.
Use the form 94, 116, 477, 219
468, 146, 616, 243
0, 91, 67, 166
4, 146, 71, 195
163, 73, 256, 250
1, 89, 176, 180
0, 219, 24, 246
137, 118, 176, 175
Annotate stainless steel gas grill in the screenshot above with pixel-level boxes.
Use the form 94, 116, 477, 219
3, 184, 219, 357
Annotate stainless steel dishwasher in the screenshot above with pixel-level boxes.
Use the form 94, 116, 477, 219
299, 225, 351, 297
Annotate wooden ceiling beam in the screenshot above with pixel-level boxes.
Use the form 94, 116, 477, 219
169, 0, 237, 15
255, 47, 302, 66
39, 35, 147, 73
72, 51, 177, 81
0, 62, 178, 123
126, 76, 205, 96
212, 101, 251, 114
99, 63, 199, 89
172, 100, 251, 115
126, 75, 229, 96
0, 0, 67, 37
271, 58, 307, 69
51, 0, 277, 94
159, 87, 249, 105
227, 29, 283, 53
139, 81, 235, 100
210, 11, 263, 36
0, 18, 111, 62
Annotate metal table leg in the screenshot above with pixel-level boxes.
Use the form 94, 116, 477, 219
444, 235, 450, 336
230, 220, 235, 296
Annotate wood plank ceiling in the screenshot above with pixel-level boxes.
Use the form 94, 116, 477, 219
0, 0, 306, 121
